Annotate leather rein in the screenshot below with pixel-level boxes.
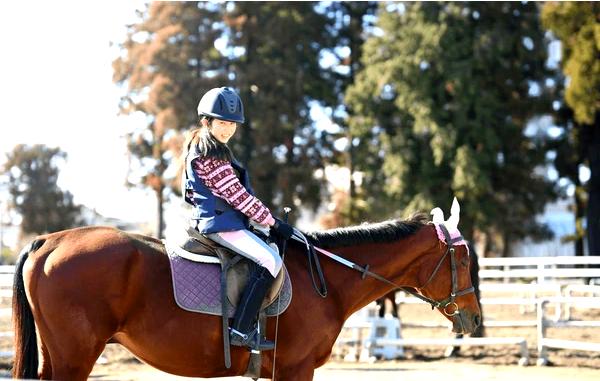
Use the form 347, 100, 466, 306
291, 223, 475, 316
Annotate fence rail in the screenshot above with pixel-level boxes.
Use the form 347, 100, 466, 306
336, 255, 600, 366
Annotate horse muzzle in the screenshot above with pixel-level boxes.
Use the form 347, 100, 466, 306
451, 309, 481, 334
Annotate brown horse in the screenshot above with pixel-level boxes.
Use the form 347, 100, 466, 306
12, 214, 480, 380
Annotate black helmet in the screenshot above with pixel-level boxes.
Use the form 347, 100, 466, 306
197, 87, 245, 123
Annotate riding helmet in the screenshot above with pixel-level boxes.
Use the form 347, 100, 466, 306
197, 87, 245, 123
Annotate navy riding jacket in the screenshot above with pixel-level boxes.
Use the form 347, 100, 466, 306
182, 147, 253, 233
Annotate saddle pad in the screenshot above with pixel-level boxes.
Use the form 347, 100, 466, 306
166, 250, 292, 317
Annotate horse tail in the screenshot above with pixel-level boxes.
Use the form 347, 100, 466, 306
12, 239, 45, 379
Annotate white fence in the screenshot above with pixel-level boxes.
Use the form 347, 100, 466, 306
0, 265, 14, 359
336, 255, 600, 366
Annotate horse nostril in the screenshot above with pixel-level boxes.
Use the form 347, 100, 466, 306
473, 314, 481, 327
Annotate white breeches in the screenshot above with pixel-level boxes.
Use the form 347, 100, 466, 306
206, 229, 282, 277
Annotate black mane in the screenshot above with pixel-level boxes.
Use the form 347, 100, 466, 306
302, 213, 429, 249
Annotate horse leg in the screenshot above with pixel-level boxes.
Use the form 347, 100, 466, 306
376, 298, 385, 318
45, 334, 106, 381
35, 310, 109, 381
444, 333, 463, 357
390, 292, 399, 319
38, 337, 52, 379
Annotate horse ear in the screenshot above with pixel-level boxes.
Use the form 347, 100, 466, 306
430, 207, 444, 224
447, 197, 460, 231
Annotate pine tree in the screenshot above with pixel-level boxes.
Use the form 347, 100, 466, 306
346, 2, 556, 254
3, 145, 82, 238
542, 2, 600, 257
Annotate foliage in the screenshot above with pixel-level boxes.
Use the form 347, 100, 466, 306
3, 144, 83, 236
346, 2, 557, 252
113, 2, 226, 237
114, 2, 335, 230
316, 2, 379, 225
110, 1, 594, 255
542, 2, 600, 125
542, 2, 600, 256
223, 2, 334, 219
0, 247, 15, 265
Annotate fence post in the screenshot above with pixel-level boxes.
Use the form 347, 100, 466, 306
537, 263, 544, 284
536, 299, 549, 366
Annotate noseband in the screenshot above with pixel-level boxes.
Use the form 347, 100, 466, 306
292, 223, 475, 318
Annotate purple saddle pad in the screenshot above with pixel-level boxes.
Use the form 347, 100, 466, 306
167, 250, 292, 317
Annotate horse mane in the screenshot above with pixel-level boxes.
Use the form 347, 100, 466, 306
303, 213, 429, 249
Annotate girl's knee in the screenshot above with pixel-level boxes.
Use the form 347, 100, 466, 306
272, 256, 283, 276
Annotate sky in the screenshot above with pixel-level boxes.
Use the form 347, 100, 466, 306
0, 1, 155, 224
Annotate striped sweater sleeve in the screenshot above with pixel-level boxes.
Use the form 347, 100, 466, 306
192, 156, 275, 226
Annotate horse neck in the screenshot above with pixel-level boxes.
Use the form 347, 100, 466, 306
304, 225, 435, 318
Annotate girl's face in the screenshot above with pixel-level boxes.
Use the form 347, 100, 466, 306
205, 118, 238, 144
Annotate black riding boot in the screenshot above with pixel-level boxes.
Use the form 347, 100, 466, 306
229, 266, 276, 351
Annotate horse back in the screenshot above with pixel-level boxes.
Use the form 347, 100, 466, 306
22, 226, 170, 329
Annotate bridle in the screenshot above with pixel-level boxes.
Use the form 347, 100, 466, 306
292, 223, 475, 318
411, 223, 475, 316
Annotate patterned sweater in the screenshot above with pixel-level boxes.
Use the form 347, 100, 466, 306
191, 156, 275, 226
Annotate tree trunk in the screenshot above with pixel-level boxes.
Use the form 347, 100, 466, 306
347, 130, 356, 220
586, 114, 600, 258
575, 184, 585, 256
156, 185, 164, 239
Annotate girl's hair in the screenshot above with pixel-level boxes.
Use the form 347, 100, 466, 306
182, 117, 235, 162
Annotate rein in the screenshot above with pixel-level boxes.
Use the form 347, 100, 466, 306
292, 223, 475, 315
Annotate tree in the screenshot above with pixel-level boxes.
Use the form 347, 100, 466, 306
546, 86, 587, 256
542, 2, 600, 257
113, 2, 226, 237
317, 2, 379, 225
115, 2, 337, 231
223, 2, 334, 220
346, 2, 556, 255
3, 144, 82, 237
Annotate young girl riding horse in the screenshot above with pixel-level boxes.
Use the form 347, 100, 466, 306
181, 87, 294, 351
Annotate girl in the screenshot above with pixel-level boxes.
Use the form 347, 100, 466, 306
181, 87, 293, 351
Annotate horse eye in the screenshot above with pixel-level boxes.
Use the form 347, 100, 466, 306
461, 257, 469, 267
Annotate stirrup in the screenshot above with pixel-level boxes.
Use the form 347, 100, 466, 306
230, 327, 275, 351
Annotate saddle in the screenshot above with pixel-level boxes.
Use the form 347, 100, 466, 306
164, 227, 291, 317
164, 227, 293, 376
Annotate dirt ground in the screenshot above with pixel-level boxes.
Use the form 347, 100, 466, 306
1, 296, 599, 380
83, 356, 600, 381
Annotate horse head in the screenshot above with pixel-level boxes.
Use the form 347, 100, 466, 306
412, 199, 481, 333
